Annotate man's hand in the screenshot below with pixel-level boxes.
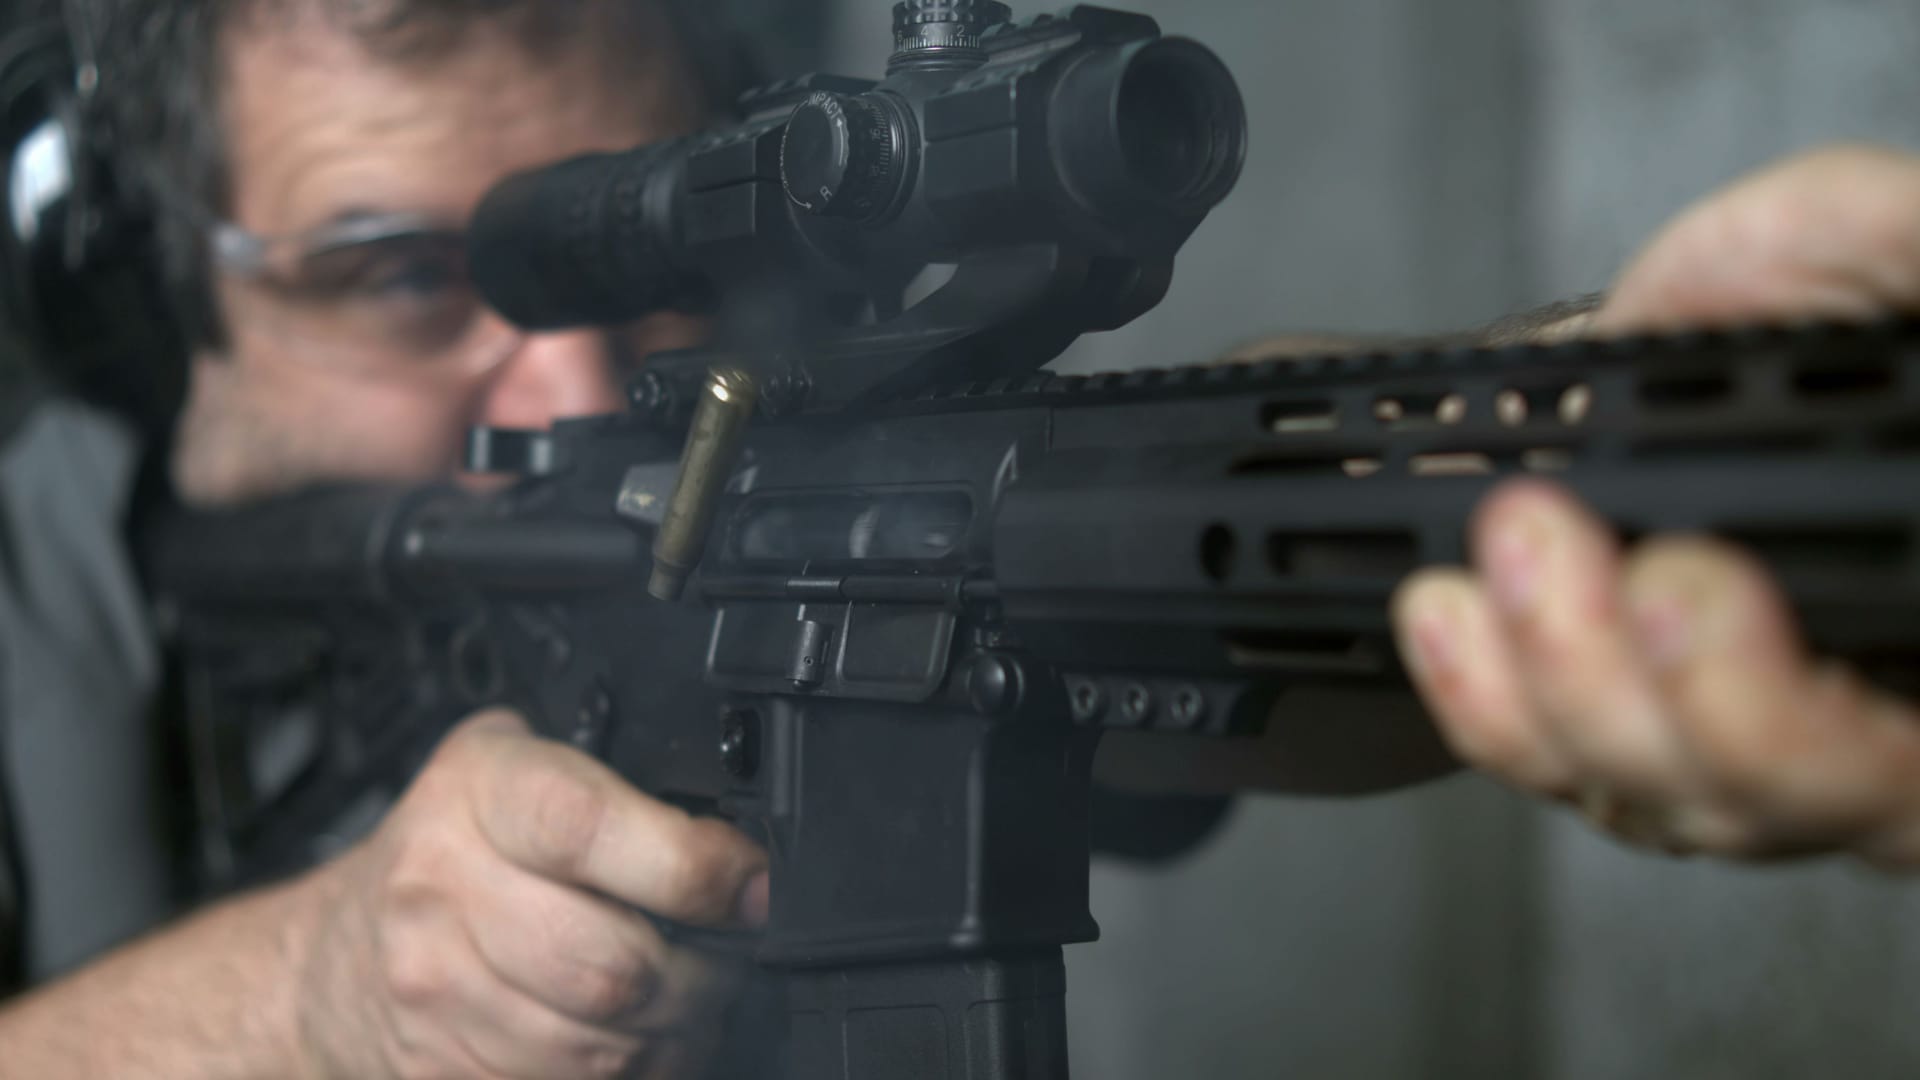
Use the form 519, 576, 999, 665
1393, 145, 1920, 867
297, 710, 769, 1079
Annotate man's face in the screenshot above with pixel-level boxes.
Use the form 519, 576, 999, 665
172, 6, 705, 505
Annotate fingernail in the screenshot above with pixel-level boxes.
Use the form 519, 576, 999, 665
735, 871, 770, 928
1632, 590, 1692, 672
1488, 517, 1544, 615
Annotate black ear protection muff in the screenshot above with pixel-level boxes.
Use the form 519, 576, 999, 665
1, 0, 182, 432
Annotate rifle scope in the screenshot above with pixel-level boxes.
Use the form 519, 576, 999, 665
469, 3, 1247, 333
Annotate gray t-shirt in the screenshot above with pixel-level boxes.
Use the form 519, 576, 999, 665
0, 396, 173, 980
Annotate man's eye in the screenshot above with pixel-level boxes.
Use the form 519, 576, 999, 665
365, 254, 461, 300
293, 233, 467, 301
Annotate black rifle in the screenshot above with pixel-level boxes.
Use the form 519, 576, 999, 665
153, 4, 1920, 1078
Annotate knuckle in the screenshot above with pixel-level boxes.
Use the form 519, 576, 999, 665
1391, 567, 1470, 616
454, 708, 530, 742
1460, 725, 1545, 789
513, 1005, 640, 1078
647, 841, 704, 910
392, 1050, 468, 1080
1683, 709, 1783, 806
568, 947, 660, 1021
1626, 533, 1721, 577
1522, 614, 1610, 683
430, 717, 493, 767
1460, 726, 1572, 799
519, 766, 611, 874
1685, 664, 1863, 811
656, 822, 745, 916
1626, 535, 1772, 632
579, 1044, 641, 1080
382, 1016, 499, 1080
377, 828, 465, 912
420, 711, 528, 781
382, 935, 453, 1009
1434, 704, 1527, 775
1477, 477, 1562, 525
409, 738, 493, 813
387, 1050, 437, 1080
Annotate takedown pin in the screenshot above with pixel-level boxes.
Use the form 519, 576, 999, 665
648, 367, 758, 601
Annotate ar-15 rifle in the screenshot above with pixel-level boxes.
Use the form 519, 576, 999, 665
154, 3, 1920, 1078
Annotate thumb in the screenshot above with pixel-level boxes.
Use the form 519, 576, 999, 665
1593, 144, 1920, 335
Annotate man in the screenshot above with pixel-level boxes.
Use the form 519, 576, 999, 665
0, 2, 772, 1076
0, 4, 1917, 1080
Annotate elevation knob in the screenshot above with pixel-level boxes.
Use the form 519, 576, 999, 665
890, 0, 1013, 69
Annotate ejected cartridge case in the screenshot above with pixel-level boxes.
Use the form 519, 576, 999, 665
648, 367, 758, 601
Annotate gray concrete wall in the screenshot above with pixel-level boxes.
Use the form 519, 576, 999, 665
1528, 0, 1920, 300
1526, 4, 1920, 1078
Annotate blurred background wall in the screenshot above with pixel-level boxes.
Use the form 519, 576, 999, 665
808, 1, 1920, 1076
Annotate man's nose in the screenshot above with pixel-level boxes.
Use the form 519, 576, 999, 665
474, 328, 626, 432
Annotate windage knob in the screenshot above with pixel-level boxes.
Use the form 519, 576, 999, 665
780, 91, 899, 220
890, 0, 1013, 68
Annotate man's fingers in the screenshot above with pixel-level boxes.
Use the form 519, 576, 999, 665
447, 718, 769, 928
1470, 481, 1695, 798
456, 707, 533, 738
463, 860, 741, 1031
1594, 144, 1920, 334
1625, 538, 1920, 848
452, 976, 645, 1080
1393, 569, 1573, 794
373, 894, 643, 1080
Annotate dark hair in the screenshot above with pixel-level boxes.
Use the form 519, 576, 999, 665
93, 0, 754, 350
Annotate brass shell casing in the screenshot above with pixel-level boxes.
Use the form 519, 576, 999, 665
648, 367, 758, 601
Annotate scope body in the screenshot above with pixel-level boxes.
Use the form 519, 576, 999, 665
470, 3, 1248, 400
